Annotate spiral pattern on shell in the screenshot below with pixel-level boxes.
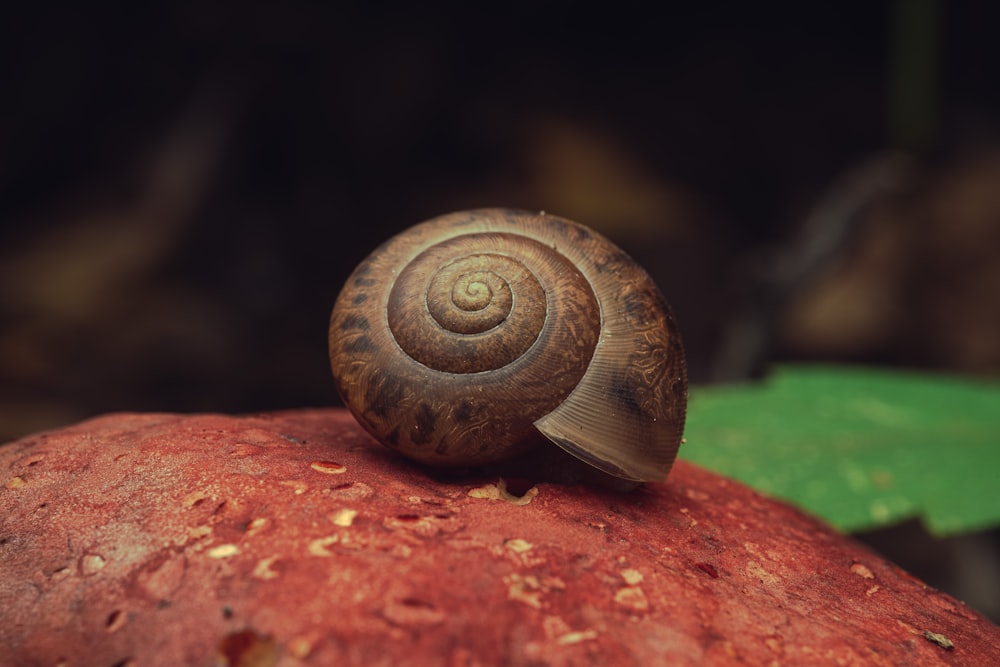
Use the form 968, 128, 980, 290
328, 209, 687, 482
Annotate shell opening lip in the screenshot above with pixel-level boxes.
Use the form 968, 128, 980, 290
537, 431, 653, 483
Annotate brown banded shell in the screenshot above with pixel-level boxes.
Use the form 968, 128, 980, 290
328, 209, 687, 482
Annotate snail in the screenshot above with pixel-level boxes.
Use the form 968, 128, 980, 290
328, 209, 687, 482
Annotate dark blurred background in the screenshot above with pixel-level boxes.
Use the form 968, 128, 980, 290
1, 0, 998, 618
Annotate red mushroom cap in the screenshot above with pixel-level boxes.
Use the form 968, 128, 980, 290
2, 409, 997, 665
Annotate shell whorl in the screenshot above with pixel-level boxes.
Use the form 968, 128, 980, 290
328, 209, 687, 482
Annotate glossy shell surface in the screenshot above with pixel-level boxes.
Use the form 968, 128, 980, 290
328, 209, 687, 481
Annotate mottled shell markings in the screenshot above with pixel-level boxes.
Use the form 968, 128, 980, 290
328, 209, 687, 482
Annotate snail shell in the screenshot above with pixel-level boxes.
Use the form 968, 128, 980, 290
328, 209, 687, 482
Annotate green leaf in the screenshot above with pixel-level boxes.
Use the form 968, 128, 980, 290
680, 365, 1000, 536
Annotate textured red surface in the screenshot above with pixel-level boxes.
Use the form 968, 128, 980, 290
1, 409, 997, 666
